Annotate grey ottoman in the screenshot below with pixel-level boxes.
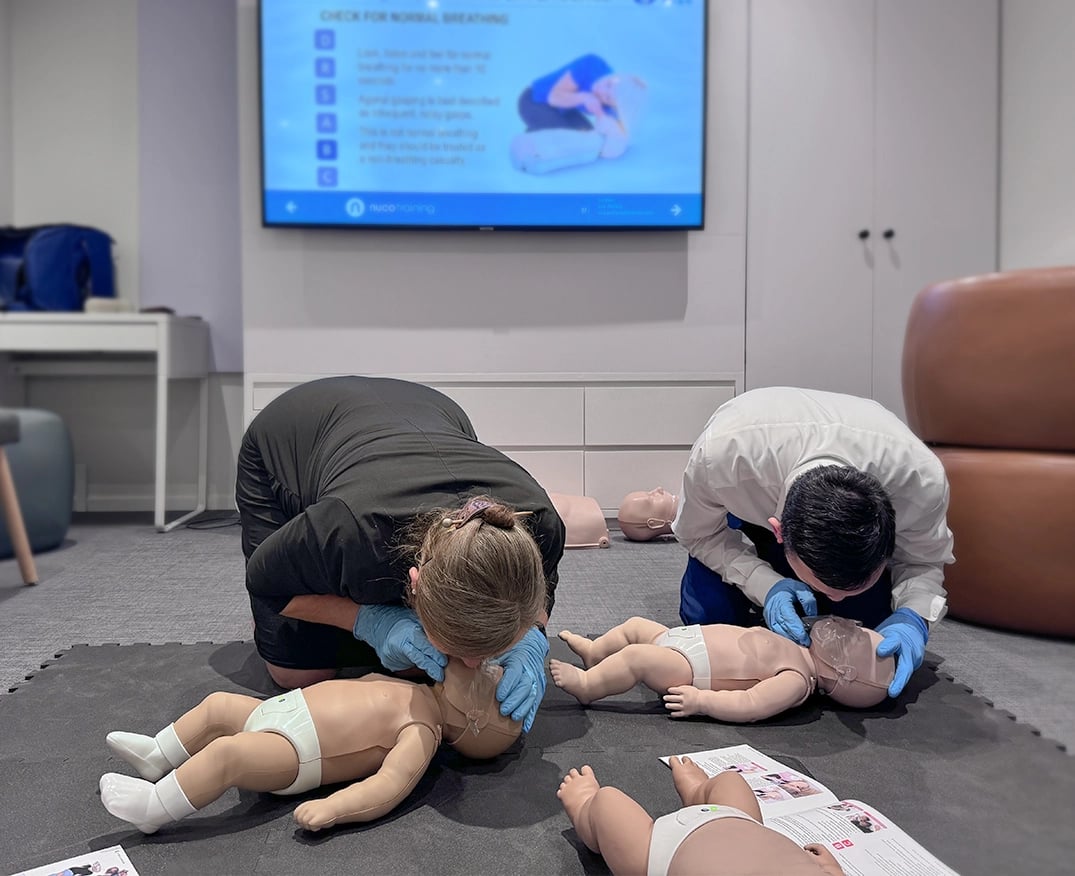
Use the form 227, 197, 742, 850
0, 409, 73, 577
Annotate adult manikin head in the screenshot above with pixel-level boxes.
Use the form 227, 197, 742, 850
808, 617, 895, 709
435, 659, 522, 759
617, 487, 678, 542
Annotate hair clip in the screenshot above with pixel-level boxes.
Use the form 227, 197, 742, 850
442, 497, 494, 529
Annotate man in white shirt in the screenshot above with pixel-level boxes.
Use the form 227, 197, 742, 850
672, 387, 954, 698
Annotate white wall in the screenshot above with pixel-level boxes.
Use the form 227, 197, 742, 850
1000, 0, 1075, 268
11, 0, 139, 300
25, 373, 243, 512
6, 0, 244, 511
239, 0, 748, 382
0, 0, 12, 225
138, 0, 243, 372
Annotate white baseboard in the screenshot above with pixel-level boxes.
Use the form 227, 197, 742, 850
85, 486, 236, 513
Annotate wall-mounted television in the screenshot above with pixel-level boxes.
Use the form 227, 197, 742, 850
259, 0, 707, 230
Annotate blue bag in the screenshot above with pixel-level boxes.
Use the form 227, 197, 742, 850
0, 224, 116, 311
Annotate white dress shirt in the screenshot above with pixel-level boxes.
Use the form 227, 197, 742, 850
672, 387, 953, 623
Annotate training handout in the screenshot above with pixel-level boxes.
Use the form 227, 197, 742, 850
660, 744, 958, 876
9, 844, 140, 876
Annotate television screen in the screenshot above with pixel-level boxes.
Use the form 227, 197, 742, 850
259, 0, 707, 230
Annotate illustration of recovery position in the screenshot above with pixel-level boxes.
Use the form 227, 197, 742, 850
550, 615, 894, 722
98, 659, 521, 834
558, 757, 844, 875
511, 53, 648, 174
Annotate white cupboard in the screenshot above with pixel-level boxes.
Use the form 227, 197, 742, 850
745, 0, 999, 418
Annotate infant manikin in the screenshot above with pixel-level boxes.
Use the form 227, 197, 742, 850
549, 616, 894, 722
558, 757, 845, 875
617, 487, 678, 542
550, 492, 610, 549
99, 659, 520, 835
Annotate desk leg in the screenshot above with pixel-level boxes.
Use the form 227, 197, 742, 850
156, 375, 209, 533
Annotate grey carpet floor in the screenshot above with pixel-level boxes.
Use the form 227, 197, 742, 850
1, 512, 1072, 756
2, 638, 1073, 876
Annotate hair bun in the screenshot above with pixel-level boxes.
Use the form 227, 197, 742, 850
442, 496, 517, 530
481, 503, 516, 529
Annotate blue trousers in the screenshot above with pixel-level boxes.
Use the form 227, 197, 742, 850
679, 516, 893, 629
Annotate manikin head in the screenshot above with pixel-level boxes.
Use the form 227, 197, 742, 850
434, 659, 522, 759
808, 617, 895, 709
617, 487, 678, 542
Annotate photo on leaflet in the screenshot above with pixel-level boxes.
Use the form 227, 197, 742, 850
762, 772, 826, 799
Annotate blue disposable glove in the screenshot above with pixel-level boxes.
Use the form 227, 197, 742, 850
763, 578, 818, 646
875, 608, 929, 698
494, 626, 549, 734
352, 604, 447, 682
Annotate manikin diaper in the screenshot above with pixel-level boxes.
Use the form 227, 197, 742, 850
656, 625, 712, 688
647, 804, 758, 876
242, 688, 322, 795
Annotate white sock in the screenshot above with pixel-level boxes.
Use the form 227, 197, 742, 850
106, 724, 190, 781
99, 771, 197, 834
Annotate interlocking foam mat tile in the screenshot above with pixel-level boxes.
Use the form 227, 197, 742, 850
1, 639, 1072, 875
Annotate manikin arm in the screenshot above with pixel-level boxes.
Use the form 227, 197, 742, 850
664, 671, 812, 723
293, 724, 439, 831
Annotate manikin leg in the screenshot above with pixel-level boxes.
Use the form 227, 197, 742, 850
559, 617, 670, 667
550, 627, 693, 704
107, 691, 262, 780
669, 757, 763, 819
558, 766, 654, 876
101, 691, 299, 833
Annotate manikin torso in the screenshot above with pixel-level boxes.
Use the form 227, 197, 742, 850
549, 492, 610, 548
668, 818, 836, 875
300, 676, 443, 782
659, 618, 893, 719
295, 663, 519, 785
696, 626, 816, 697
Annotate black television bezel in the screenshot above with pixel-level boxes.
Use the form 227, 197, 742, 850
257, 0, 708, 232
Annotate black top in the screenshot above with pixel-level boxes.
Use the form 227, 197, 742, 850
242, 376, 565, 613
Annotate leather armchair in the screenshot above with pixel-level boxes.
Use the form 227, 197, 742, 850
902, 266, 1075, 637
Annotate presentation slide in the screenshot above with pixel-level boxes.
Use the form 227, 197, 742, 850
260, 0, 707, 228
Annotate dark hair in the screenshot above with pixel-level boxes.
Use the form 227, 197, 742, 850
781, 465, 895, 591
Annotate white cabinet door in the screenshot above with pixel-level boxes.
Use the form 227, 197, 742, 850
745, 0, 875, 395
871, 0, 999, 419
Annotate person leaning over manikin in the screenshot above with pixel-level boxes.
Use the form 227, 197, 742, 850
618, 487, 678, 541
99, 659, 521, 835
236, 376, 565, 735
673, 386, 954, 698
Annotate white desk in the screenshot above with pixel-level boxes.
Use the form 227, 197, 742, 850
0, 312, 210, 532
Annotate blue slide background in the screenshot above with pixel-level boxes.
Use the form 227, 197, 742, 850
261, 0, 706, 226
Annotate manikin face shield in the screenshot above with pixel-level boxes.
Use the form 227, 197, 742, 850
808, 616, 894, 709
439, 660, 521, 759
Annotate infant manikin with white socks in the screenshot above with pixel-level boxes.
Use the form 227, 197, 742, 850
99, 659, 520, 834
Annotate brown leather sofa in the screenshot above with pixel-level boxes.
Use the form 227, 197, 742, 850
902, 267, 1075, 638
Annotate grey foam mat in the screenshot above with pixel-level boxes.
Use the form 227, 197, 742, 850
1, 639, 1072, 876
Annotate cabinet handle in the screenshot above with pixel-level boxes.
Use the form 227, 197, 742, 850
858, 229, 870, 240
882, 228, 895, 240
